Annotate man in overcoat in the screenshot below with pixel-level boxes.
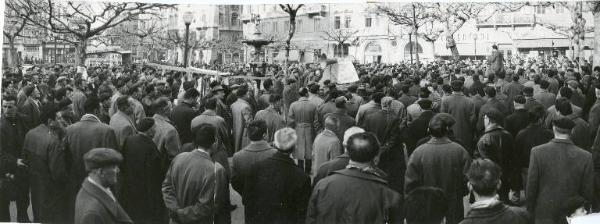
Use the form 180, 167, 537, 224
322, 96, 355, 145
231, 86, 254, 152
527, 117, 594, 224
22, 103, 67, 223
191, 98, 233, 153
254, 94, 286, 143
75, 148, 132, 224
109, 95, 137, 149
64, 98, 118, 222
288, 87, 318, 174
152, 97, 181, 175
120, 118, 166, 224
405, 113, 471, 224
242, 128, 311, 224
171, 89, 200, 145
312, 116, 342, 179
441, 80, 476, 152
307, 132, 403, 224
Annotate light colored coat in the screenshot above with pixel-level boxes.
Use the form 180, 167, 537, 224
254, 107, 286, 143
109, 111, 137, 149
288, 97, 318, 160
231, 98, 254, 152
152, 114, 181, 159
311, 130, 342, 179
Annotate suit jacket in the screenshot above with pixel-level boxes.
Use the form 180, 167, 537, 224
74, 179, 132, 224
120, 134, 165, 223
307, 168, 403, 224
243, 152, 311, 224
232, 141, 276, 196
162, 150, 228, 224
109, 111, 137, 150
527, 139, 594, 224
65, 114, 118, 221
171, 102, 199, 144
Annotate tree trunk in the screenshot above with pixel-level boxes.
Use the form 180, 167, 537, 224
446, 34, 460, 60
285, 12, 297, 66
7, 37, 16, 67
594, 10, 600, 67
429, 40, 436, 59
75, 39, 88, 66
414, 30, 420, 64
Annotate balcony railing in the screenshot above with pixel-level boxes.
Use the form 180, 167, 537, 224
477, 14, 535, 28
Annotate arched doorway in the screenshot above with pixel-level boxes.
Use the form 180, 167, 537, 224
364, 41, 382, 63
404, 42, 423, 60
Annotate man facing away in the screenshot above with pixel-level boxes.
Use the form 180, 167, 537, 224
307, 132, 403, 224
162, 124, 228, 224
527, 117, 594, 224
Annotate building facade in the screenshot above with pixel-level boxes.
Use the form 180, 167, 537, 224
241, 3, 432, 64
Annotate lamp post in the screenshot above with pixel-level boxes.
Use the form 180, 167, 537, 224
183, 11, 193, 68
472, 33, 478, 60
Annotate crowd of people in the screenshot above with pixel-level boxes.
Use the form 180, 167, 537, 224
1, 47, 600, 224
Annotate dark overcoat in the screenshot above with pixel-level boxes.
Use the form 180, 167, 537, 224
171, 102, 199, 144
527, 139, 594, 224
441, 93, 476, 151
242, 152, 311, 224
476, 125, 519, 200
504, 108, 530, 138
120, 133, 166, 223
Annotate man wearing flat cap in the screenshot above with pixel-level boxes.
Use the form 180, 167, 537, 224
75, 148, 132, 224
405, 113, 471, 224
527, 117, 594, 224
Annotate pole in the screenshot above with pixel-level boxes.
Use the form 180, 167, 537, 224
474, 37, 477, 59
184, 23, 190, 68
409, 33, 413, 64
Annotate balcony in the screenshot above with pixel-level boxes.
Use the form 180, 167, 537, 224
476, 14, 535, 29
305, 5, 327, 18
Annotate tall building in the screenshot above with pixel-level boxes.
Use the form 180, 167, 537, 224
242, 3, 432, 64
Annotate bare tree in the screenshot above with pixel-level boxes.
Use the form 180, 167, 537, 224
122, 18, 166, 60
4, 0, 36, 66
321, 29, 359, 58
592, 2, 600, 67
279, 4, 304, 65
7, 0, 172, 65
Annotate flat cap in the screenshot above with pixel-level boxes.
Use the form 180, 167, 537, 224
84, 148, 123, 171
274, 127, 297, 152
552, 117, 576, 130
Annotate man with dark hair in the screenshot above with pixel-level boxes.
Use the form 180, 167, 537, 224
162, 124, 228, 224
406, 113, 471, 224
346, 84, 364, 117
477, 86, 509, 135
256, 79, 274, 111
231, 85, 254, 153
191, 98, 233, 154
398, 84, 418, 109
407, 87, 431, 123
0, 95, 29, 222
502, 73, 524, 111
288, 87, 318, 174
533, 80, 556, 110
405, 187, 447, 224
356, 92, 384, 127
308, 132, 402, 224
71, 78, 87, 121
476, 108, 518, 202
545, 87, 583, 128
243, 128, 311, 224
19, 85, 42, 131
405, 99, 435, 156
151, 97, 181, 174
315, 90, 340, 131
441, 80, 476, 152
522, 86, 544, 112
21, 103, 67, 222
64, 98, 118, 222
461, 159, 529, 224
110, 95, 137, 149
554, 97, 592, 150
307, 83, 324, 107
172, 88, 200, 144
515, 105, 553, 191
254, 94, 286, 143
75, 148, 132, 224
120, 118, 166, 223
527, 117, 594, 224
232, 120, 276, 196
504, 95, 530, 138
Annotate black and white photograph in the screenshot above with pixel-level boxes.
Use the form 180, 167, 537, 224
1, 0, 600, 223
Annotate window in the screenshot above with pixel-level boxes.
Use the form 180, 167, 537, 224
334, 16, 341, 29
297, 19, 303, 32
535, 5, 545, 14
219, 12, 224, 25
345, 16, 351, 28
365, 17, 372, 27
231, 13, 238, 26
314, 17, 321, 31
273, 21, 278, 32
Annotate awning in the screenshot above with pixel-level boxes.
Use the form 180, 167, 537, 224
274, 50, 300, 61
514, 38, 594, 49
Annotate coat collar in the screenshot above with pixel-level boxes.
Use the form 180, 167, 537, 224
551, 138, 574, 145
484, 124, 505, 133
426, 136, 452, 144
243, 140, 273, 152
465, 202, 511, 219
201, 110, 217, 116
333, 168, 388, 185
81, 179, 133, 223
320, 129, 337, 137
270, 151, 296, 165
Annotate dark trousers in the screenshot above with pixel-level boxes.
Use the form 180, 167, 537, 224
0, 175, 30, 222
297, 159, 312, 175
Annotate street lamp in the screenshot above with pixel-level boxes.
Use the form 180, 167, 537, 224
471, 33, 478, 60
183, 11, 193, 68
